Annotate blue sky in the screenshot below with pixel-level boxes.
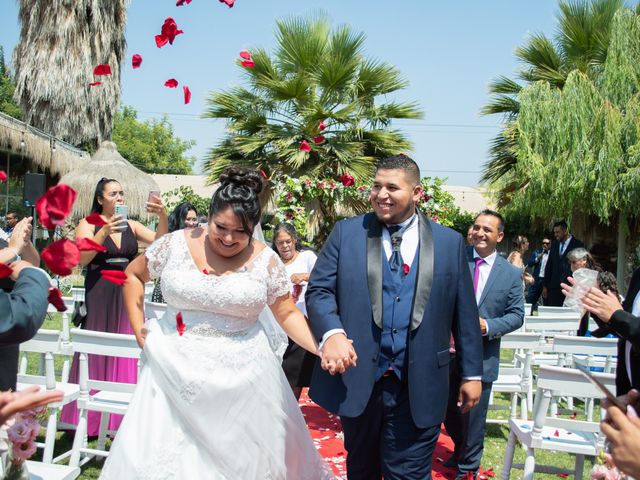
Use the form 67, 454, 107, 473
0, 0, 559, 186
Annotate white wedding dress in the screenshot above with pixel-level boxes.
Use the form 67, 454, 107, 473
99, 231, 334, 480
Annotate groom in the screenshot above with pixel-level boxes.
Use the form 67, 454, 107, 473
306, 154, 483, 479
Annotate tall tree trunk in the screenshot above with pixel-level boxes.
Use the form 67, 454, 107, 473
617, 210, 627, 293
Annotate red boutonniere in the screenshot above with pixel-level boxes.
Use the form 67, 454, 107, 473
176, 312, 185, 336
403, 264, 410, 275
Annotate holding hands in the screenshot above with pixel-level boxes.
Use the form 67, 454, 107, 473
320, 333, 357, 375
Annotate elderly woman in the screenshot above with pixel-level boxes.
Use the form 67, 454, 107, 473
567, 247, 598, 272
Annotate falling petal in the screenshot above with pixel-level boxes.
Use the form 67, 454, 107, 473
239, 50, 251, 60
93, 64, 112, 75
164, 78, 179, 88
89, 82, 102, 87
41, 239, 81, 276
312, 135, 325, 144
240, 60, 255, 68
183, 85, 191, 104
132, 54, 143, 69
300, 140, 311, 152
85, 213, 108, 226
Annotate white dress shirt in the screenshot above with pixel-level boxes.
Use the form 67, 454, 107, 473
539, 251, 549, 278
472, 249, 498, 337
559, 235, 573, 255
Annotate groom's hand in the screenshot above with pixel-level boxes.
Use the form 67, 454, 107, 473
458, 379, 481, 413
321, 333, 357, 375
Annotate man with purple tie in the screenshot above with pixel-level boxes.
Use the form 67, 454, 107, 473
444, 210, 524, 479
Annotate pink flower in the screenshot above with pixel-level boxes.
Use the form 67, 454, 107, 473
286, 192, 294, 202
318, 120, 326, 131
357, 186, 367, 192
8, 420, 32, 444
285, 212, 294, 220
316, 182, 324, 189
303, 180, 312, 187
329, 181, 336, 189
12, 439, 37, 463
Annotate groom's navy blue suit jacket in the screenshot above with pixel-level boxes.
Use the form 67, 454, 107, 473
306, 212, 483, 428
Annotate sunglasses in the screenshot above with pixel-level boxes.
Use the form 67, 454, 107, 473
542, 242, 550, 245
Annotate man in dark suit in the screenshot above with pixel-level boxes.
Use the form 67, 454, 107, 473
444, 210, 524, 479
526, 237, 550, 312
306, 154, 483, 479
543, 220, 584, 306
568, 268, 640, 395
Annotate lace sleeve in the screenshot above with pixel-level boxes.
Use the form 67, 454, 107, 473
145, 232, 174, 279
266, 252, 292, 305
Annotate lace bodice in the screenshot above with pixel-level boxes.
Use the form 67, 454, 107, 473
145, 231, 291, 332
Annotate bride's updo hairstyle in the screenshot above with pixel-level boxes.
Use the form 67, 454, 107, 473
209, 166, 263, 236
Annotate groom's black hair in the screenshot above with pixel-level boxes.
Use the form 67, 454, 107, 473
375, 154, 421, 186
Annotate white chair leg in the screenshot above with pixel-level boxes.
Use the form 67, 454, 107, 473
586, 398, 594, 422
69, 409, 87, 467
523, 447, 535, 480
550, 397, 558, 417
42, 408, 58, 463
575, 454, 584, 479
520, 394, 528, 420
97, 412, 109, 452
501, 430, 517, 480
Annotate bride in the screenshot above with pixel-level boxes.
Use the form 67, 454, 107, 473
99, 168, 335, 479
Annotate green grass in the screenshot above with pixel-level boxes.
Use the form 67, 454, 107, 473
26, 319, 597, 479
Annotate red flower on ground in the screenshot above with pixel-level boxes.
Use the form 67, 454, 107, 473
403, 264, 410, 275
164, 78, 179, 88
41, 239, 80, 276
35, 184, 77, 230
183, 85, 191, 104
100, 270, 128, 286
176, 312, 185, 336
312, 135, 325, 144
340, 174, 355, 187
156, 18, 184, 48
89, 82, 102, 87
47, 288, 67, 312
0, 171, 7, 182
219, 0, 235, 7
240, 60, 255, 68
318, 120, 326, 131
85, 213, 107, 226
93, 64, 112, 76
75, 237, 107, 253
299, 140, 311, 152
132, 54, 143, 69
0, 263, 13, 279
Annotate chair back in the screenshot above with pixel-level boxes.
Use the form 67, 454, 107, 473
536, 365, 615, 400
18, 329, 61, 390
552, 335, 618, 356
524, 315, 578, 335
500, 332, 544, 350
537, 306, 580, 318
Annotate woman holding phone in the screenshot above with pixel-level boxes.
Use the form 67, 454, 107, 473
61, 178, 168, 435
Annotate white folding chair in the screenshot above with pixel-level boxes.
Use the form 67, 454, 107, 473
17, 330, 80, 464
25, 460, 80, 480
502, 365, 614, 480
537, 306, 581, 318
550, 335, 618, 420
489, 332, 543, 423
68, 329, 141, 468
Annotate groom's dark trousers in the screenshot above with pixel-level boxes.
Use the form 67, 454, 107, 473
306, 212, 484, 479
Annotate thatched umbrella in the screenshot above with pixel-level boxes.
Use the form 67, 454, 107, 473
12, 0, 127, 146
58, 141, 160, 222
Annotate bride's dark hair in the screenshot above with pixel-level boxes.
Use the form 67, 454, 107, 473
209, 166, 263, 235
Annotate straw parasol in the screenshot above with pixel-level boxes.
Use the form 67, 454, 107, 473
58, 140, 160, 222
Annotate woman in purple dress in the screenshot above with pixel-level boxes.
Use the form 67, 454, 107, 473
61, 178, 168, 435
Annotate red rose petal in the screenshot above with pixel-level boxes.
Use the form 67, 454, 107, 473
47, 287, 67, 312
160, 18, 184, 45
132, 54, 142, 69
219, 0, 235, 7
312, 135, 325, 144
176, 312, 185, 336
0, 171, 7, 182
93, 64, 112, 76
554, 429, 560, 437
35, 184, 77, 230
75, 237, 107, 253
0, 263, 13, 279
41, 239, 81, 276
176, 0, 192, 5
85, 213, 108, 226
300, 140, 311, 152
183, 85, 191, 104
155, 35, 169, 48
240, 60, 255, 68
100, 269, 128, 286
89, 82, 102, 87
239, 50, 251, 60
164, 78, 179, 88
318, 121, 326, 131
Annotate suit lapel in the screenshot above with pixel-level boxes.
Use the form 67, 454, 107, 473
410, 211, 434, 331
366, 214, 384, 329
479, 255, 502, 307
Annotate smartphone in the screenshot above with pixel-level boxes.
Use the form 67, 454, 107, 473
114, 204, 128, 230
580, 370, 626, 411
147, 191, 161, 203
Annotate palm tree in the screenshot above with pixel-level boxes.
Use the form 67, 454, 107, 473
204, 14, 423, 184
12, 0, 127, 146
481, 0, 628, 205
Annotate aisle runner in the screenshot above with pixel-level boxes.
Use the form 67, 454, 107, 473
299, 389, 458, 479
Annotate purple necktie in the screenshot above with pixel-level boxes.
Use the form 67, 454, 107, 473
473, 257, 485, 294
